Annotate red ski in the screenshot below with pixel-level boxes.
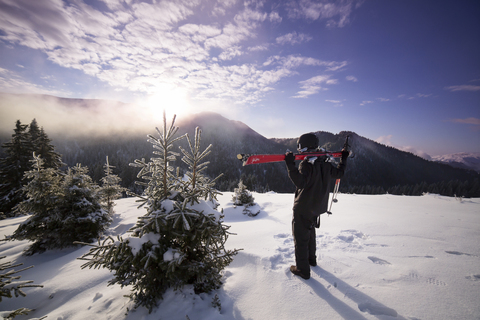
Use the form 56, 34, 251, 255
237, 151, 345, 166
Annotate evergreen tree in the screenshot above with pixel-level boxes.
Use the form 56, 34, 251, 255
29, 119, 63, 170
0, 120, 34, 217
232, 180, 260, 217
28, 119, 41, 146
179, 127, 223, 207
232, 180, 255, 207
34, 127, 63, 170
56, 164, 110, 247
12, 161, 110, 254
10, 154, 63, 254
99, 156, 126, 215
0, 256, 45, 320
77, 113, 240, 312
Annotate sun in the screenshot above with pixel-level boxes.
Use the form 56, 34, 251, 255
144, 85, 194, 121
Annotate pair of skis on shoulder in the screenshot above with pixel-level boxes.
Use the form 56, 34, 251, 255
237, 136, 354, 166
236, 136, 353, 215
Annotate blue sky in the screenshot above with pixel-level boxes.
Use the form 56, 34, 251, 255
0, 0, 479, 158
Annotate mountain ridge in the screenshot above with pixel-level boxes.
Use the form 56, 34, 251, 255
1, 95, 479, 196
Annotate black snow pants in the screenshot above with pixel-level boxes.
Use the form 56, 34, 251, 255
292, 210, 318, 277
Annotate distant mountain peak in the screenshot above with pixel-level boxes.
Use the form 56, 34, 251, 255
432, 152, 480, 172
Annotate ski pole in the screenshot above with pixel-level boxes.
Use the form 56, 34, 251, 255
326, 135, 351, 215
327, 179, 341, 215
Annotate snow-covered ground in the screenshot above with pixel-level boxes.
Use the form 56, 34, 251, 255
1, 193, 479, 320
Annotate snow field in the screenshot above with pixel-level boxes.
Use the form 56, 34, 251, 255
1, 193, 479, 320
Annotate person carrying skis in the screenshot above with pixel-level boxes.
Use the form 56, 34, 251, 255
285, 133, 349, 280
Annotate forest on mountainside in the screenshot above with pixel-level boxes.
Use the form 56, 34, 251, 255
1, 114, 479, 200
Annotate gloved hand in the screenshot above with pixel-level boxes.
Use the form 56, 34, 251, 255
341, 149, 349, 161
285, 152, 295, 165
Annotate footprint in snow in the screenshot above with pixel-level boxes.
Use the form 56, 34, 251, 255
270, 233, 295, 269
368, 256, 391, 265
358, 302, 398, 317
465, 274, 480, 281
445, 250, 476, 257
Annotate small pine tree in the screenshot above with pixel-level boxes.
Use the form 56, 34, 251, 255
232, 180, 259, 217
232, 180, 254, 207
10, 154, 64, 254
12, 160, 110, 254
56, 164, 110, 247
179, 127, 223, 207
77, 113, 239, 312
0, 256, 44, 319
99, 156, 126, 215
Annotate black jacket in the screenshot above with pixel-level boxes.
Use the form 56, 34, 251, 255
286, 156, 346, 220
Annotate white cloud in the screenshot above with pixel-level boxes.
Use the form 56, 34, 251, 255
0, 0, 354, 107
269, 11, 282, 23
445, 85, 480, 92
399, 146, 432, 160
286, 0, 363, 27
346, 75, 357, 82
218, 46, 243, 60
276, 32, 312, 45
248, 44, 269, 51
360, 100, 373, 106
293, 74, 337, 98
376, 135, 393, 146
326, 99, 344, 107
0, 68, 68, 96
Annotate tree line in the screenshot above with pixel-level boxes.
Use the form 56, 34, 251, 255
0, 119, 124, 220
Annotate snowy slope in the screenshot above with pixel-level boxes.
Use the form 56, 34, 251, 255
432, 152, 480, 172
1, 193, 479, 320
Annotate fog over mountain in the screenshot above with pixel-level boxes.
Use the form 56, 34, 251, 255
1, 94, 479, 197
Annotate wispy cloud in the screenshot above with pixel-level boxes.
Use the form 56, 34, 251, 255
346, 75, 357, 82
445, 85, 480, 92
276, 32, 312, 45
406, 93, 432, 100
326, 99, 344, 107
450, 118, 480, 125
360, 100, 373, 106
376, 135, 393, 146
0, 68, 68, 96
286, 0, 363, 28
292, 75, 337, 98
0, 0, 358, 107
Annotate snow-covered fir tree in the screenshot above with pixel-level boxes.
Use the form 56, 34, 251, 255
99, 156, 126, 215
78, 113, 240, 312
0, 121, 33, 218
55, 164, 110, 247
232, 180, 260, 217
10, 154, 64, 254
12, 160, 110, 255
0, 256, 44, 320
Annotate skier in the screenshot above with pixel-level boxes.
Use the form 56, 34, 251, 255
285, 133, 349, 279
